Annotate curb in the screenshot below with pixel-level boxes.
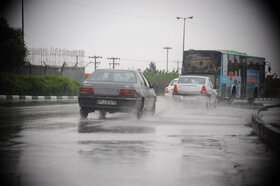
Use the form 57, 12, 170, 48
251, 105, 280, 152
0, 95, 78, 103
255, 98, 280, 101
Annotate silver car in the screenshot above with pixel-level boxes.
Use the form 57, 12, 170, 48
164, 78, 178, 96
172, 75, 217, 108
78, 69, 156, 119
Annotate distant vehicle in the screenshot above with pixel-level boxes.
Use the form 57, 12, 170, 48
181, 50, 266, 103
78, 69, 156, 119
165, 78, 178, 96
173, 75, 217, 108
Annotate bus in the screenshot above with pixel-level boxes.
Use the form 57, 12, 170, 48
181, 50, 266, 103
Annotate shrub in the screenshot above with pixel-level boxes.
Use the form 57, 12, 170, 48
265, 73, 280, 97
143, 71, 179, 95
0, 73, 79, 96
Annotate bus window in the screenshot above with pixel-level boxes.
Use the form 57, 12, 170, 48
222, 54, 228, 75
228, 55, 241, 77
183, 51, 221, 75
234, 55, 241, 76
248, 57, 262, 70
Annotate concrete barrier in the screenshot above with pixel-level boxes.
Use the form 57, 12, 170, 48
251, 105, 280, 152
0, 95, 78, 103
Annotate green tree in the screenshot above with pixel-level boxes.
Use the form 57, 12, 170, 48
0, 17, 27, 72
143, 66, 179, 95
144, 61, 157, 73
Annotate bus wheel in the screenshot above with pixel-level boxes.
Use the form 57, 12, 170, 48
229, 89, 236, 105
248, 89, 257, 104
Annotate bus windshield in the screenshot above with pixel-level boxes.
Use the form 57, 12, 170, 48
183, 51, 221, 75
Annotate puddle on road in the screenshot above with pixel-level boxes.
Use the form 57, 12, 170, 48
78, 140, 153, 162
181, 136, 223, 151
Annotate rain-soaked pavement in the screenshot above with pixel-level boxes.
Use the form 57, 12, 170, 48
0, 97, 279, 186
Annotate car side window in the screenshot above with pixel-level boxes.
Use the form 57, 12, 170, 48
206, 79, 209, 86
170, 80, 177, 86
139, 73, 151, 88
209, 80, 213, 88
138, 73, 147, 87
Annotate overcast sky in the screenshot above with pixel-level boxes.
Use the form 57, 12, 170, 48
1, 0, 280, 74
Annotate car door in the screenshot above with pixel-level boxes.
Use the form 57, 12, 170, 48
139, 72, 156, 109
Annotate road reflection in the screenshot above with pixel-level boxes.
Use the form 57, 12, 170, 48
0, 105, 23, 186
1, 99, 279, 186
78, 118, 155, 133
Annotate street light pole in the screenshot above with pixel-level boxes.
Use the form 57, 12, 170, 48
176, 16, 193, 64
163, 47, 172, 72
22, 0, 24, 44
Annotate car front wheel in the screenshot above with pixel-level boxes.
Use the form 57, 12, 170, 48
213, 99, 217, 108
206, 101, 210, 109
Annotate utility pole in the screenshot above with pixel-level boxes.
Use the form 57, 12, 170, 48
107, 57, 120, 69
163, 47, 172, 72
176, 16, 193, 64
88, 56, 102, 70
176, 61, 180, 72
22, 0, 24, 43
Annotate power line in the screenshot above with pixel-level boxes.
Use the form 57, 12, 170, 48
190, 22, 277, 37
84, 56, 177, 63
57, 0, 278, 37
120, 58, 167, 63
62, 0, 169, 21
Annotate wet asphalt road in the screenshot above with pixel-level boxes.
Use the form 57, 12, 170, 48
0, 97, 279, 186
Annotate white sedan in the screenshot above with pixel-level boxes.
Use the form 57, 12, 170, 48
172, 75, 217, 108
164, 78, 178, 96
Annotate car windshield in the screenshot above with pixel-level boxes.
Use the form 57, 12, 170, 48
178, 77, 206, 85
87, 70, 137, 83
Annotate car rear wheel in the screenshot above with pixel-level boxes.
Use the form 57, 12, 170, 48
213, 99, 217, 108
80, 108, 88, 119
135, 101, 143, 119
150, 103, 156, 115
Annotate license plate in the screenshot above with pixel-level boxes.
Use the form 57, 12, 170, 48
96, 100, 117, 105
